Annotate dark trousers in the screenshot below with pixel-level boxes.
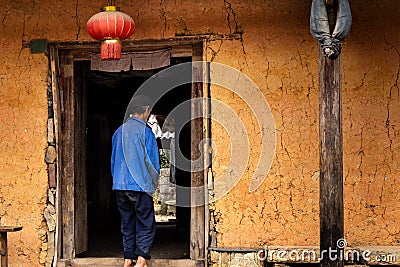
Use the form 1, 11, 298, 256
116, 190, 156, 260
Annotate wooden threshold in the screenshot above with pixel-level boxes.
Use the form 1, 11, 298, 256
58, 258, 204, 267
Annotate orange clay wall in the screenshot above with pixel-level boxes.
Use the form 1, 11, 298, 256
208, 1, 400, 249
0, 0, 399, 266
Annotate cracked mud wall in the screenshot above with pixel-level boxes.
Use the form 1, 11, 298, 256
0, 1, 50, 263
341, 1, 400, 246
206, 3, 322, 247
206, 0, 400, 249
0, 0, 399, 266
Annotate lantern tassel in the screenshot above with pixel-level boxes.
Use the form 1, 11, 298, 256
101, 39, 122, 60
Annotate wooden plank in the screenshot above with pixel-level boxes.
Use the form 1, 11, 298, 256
171, 45, 193, 57
60, 52, 90, 257
190, 43, 205, 262
51, 35, 240, 50
202, 60, 211, 267
73, 61, 88, 255
319, 1, 344, 267
54, 46, 194, 62
60, 51, 76, 259
0, 226, 22, 232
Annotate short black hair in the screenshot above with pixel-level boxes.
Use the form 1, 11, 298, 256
127, 95, 154, 115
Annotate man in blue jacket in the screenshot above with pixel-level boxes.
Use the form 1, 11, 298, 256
111, 95, 160, 267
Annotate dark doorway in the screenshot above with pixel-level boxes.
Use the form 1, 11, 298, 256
79, 57, 192, 258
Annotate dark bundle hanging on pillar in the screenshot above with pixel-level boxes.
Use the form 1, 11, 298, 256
310, 0, 352, 59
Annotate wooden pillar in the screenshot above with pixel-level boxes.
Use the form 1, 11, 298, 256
319, 1, 344, 267
190, 44, 205, 264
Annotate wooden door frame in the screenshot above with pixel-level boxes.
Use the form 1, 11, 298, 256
50, 39, 208, 265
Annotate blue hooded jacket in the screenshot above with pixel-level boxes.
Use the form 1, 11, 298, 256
111, 117, 160, 193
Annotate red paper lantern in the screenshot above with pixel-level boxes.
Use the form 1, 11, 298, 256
87, 6, 135, 60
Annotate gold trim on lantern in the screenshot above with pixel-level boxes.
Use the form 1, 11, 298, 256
101, 6, 120, 12
102, 39, 122, 44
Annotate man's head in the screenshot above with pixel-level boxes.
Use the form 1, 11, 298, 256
128, 95, 154, 120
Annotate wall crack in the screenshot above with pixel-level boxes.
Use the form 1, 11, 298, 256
159, 0, 167, 38
2, 4, 10, 31
223, 0, 241, 34
209, 40, 223, 62
223, 0, 247, 68
17, 11, 27, 63
75, 0, 81, 40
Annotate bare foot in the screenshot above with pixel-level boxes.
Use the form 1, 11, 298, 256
134, 256, 148, 267
124, 258, 134, 267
